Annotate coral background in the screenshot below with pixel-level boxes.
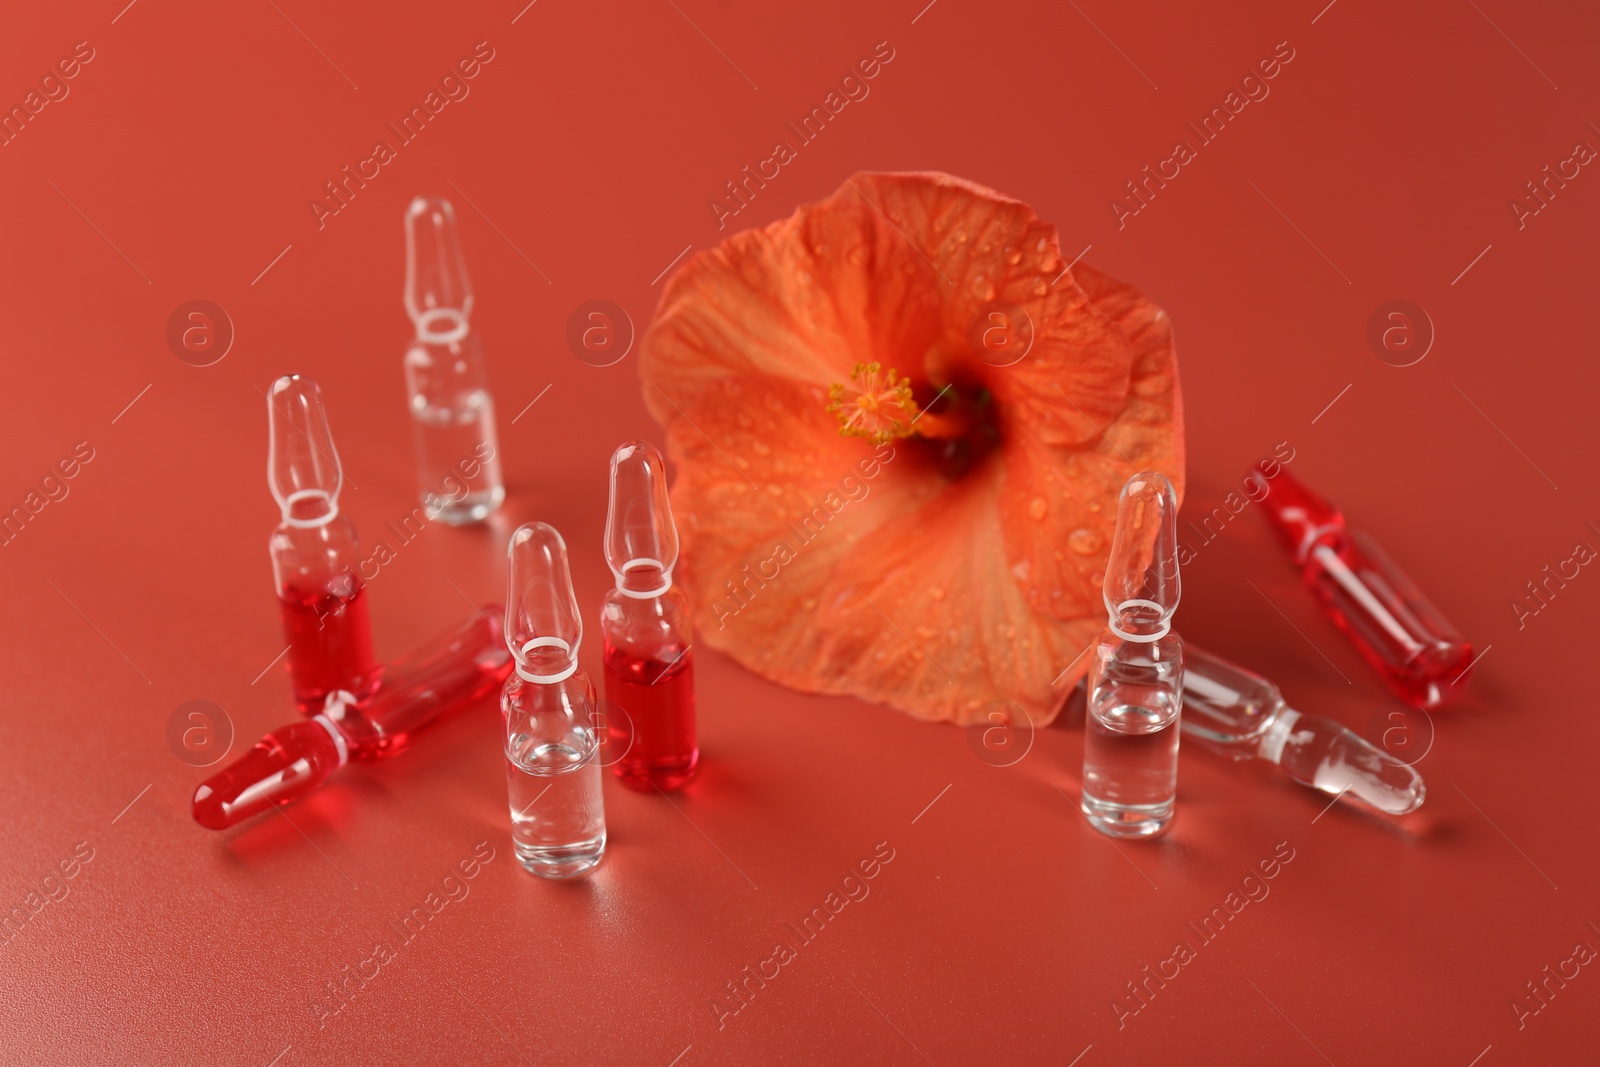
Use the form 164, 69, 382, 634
1, 0, 1597, 1063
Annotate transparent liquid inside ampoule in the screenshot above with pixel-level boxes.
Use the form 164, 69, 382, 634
412, 388, 505, 525
505, 729, 606, 879
1081, 639, 1182, 838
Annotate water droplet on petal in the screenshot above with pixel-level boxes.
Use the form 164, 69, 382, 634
1028, 497, 1048, 521
1068, 528, 1102, 554
802, 596, 818, 611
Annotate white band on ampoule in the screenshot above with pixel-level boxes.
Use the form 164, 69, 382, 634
312, 712, 350, 767
1260, 708, 1302, 765
1108, 598, 1171, 642
414, 308, 470, 345
280, 489, 340, 529
517, 637, 578, 684
616, 557, 672, 599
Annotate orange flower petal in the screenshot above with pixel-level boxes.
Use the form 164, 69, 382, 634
642, 172, 1183, 726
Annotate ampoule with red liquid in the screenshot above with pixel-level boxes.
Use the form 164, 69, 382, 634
600, 441, 698, 791
267, 375, 380, 712
1256, 468, 1473, 709
192, 609, 512, 829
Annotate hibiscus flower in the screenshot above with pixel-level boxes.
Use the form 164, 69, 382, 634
641, 172, 1183, 726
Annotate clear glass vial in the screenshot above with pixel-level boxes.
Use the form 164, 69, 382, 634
403, 196, 505, 525
501, 522, 606, 879
1180, 643, 1426, 816
1081, 471, 1184, 839
600, 441, 698, 791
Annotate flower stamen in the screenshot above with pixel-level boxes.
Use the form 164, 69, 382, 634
827, 362, 916, 445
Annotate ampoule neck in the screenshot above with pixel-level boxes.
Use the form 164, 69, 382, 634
1262, 472, 1348, 564
1107, 599, 1172, 642
278, 489, 340, 528
612, 560, 673, 600
413, 310, 472, 345
514, 637, 580, 685
1256, 705, 1301, 764
404, 195, 475, 341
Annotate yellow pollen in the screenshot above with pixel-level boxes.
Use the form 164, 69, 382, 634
827, 362, 916, 445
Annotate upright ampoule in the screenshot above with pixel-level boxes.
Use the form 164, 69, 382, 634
1256, 469, 1472, 709
403, 196, 505, 525
600, 441, 698, 791
502, 523, 606, 878
1180, 644, 1425, 816
1081, 471, 1184, 839
267, 375, 379, 712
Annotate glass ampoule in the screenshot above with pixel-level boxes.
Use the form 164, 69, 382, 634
267, 375, 380, 713
1257, 469, 1473, 709
192, 610, 512, 829
600, 441, 698, 791
1180, 644, 1425, 816
502, 523, 606, 878
1081, 471, 1184, 839
403, 196, 505, 525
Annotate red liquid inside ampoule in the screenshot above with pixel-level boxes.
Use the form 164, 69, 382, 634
602, 641, 698, 791
192, 720, 342, 831
1259, 469, 1473, 709
279, 580, 380, 713
194, 610, 511, 830
1299, 535, 1474, 708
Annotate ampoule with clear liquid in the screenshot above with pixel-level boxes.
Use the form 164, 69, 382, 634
1180, 643, 1425, 816
501, 522, 606, 879
403, 196, 505, 525
1081, 471, 1184, 839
